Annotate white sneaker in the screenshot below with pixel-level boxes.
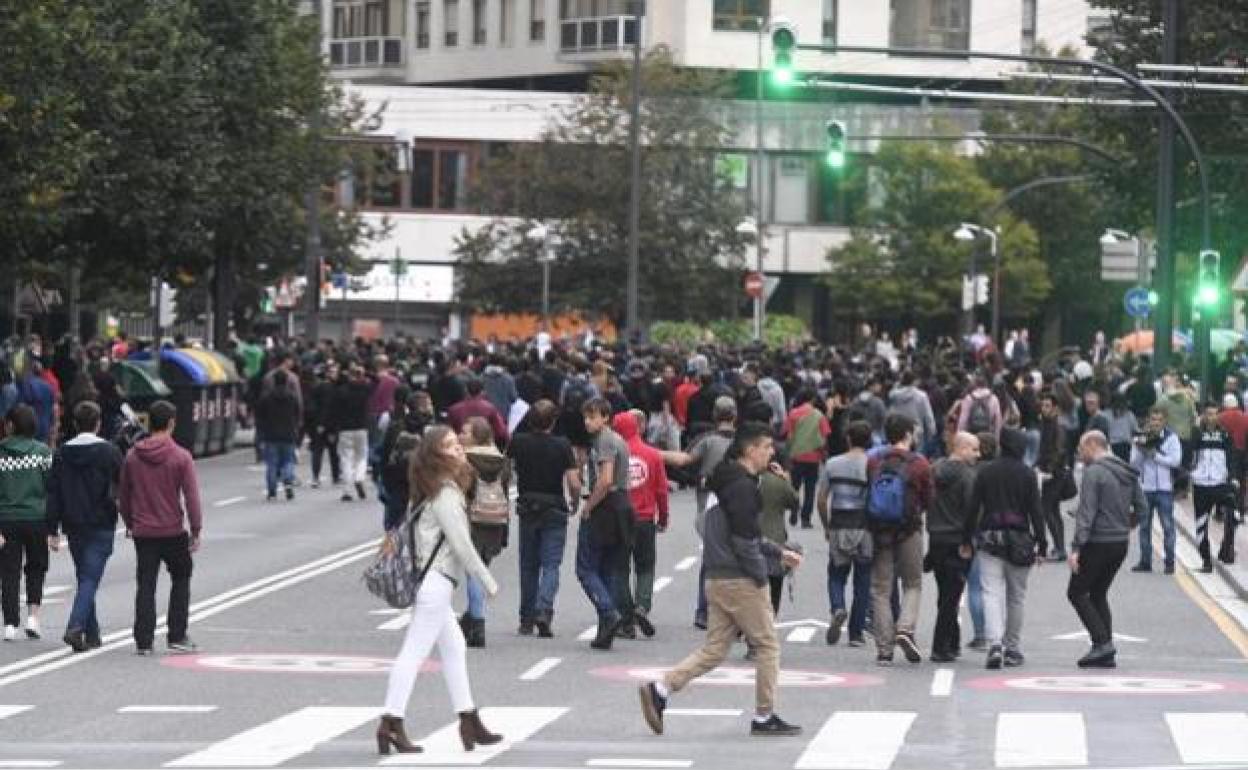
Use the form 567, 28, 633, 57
24, 617, 40, 640
3, 626, 17, 642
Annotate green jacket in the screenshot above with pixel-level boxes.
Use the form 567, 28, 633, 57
0, 437, 53, 524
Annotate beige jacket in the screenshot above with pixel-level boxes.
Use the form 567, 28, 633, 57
415, 481, 498, 595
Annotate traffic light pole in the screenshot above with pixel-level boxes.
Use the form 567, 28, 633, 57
1155, 0, 1180, 377
624, 2, 643, 343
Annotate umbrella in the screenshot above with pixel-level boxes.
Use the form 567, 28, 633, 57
1114, 330, 1193, 355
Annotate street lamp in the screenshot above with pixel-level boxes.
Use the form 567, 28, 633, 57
526, 224, 555, 320
954, 222, 1000, 343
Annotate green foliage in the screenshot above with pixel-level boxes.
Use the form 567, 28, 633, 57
648, 314, 808, 348
649, 321, 708, 347
456, 47, 753, 326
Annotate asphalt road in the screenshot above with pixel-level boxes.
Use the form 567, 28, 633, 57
1, 449, 1246, 770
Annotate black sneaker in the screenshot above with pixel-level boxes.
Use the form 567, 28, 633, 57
616, 623, 637, 641
896, 632, 922, 663
63, 630, 88, 653
847, 634, 866, 648
875, 653, 893, 667
340, 492, 354, 503
1199, 559, 1214, 574
1004, 649, 1025, 667
590, 615, 619, 651
986, 645, 1004, 670
355, 482, 367, 500
693, 613, 708, 631
638, 683, 667, 735
966, 637, 989, 651
1077, 643, 1117, 668
635, 612, 656, 638
750, 714, 802, 737
930, 650, 956, 663
826, 609, 847, 646
518, 619, 535, 636
1131, 562, 1151, 573
168, 638, 198, 654
535, 611, 554, 638
284, 486, 294, 501
1163, 562, 1175, 575
135, 647, 154, 657
86, 633, 102, 650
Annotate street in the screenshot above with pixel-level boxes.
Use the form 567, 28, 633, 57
1, 449, 1246, 770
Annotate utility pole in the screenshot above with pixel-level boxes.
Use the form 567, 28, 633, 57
753, 13, 768, 342
303, 0, 324, 345
624, 1, 643, 342
1153, 0, 1179, 373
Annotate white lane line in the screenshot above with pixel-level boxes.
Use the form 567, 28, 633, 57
930, 668, 955, 698
0, 705, 33, 720
652, 576, 673, 593
995, 713, 1087, 768
577, 625, 597, 642
586, 761, 692, 768
43, 586, 70, 597
165, 706, 379, 767
213, 496, 247, 508
673, 556, 698, 572
786, 627, 816, 643
0, 539, 379, 689
796, 711, 916, 770
1166, 712, 1248, 764
0, 762, 62, 768
519, 657, 562, 681
370, 609, 403, 616
119, 705, 219, 714
665, 708, 742, 717
380, 706, 566, 766
378, 614, 412, 631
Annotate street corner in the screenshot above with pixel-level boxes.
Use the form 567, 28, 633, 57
965, 672, 1248, 696
589, 664, 884, 689
161, 652, 438, 676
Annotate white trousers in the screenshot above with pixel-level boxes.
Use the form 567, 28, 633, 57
337, 429, 369, 487
383, 571, 475, 717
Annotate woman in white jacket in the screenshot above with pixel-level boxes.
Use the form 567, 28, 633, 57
377, 425, 502, 755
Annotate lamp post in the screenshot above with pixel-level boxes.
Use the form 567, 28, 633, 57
526, 224, 555, 319
751, 13, 771, 342
954, 223, 999, 343
737, 217, 761, 333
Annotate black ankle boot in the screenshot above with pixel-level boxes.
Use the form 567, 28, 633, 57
376, 715, 422, 755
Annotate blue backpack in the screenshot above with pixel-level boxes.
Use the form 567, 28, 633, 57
866, 455, 910, 526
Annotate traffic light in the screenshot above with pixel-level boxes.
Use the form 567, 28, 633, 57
1195, 249, 1222, 308
975, 275, 989, 305
825, 120, 847, 169
770, 18, 797, 86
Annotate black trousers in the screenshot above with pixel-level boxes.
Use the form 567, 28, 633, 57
1040, 474, 1067, 554
0, 522, 49, 627
768, 574, 785, 616
1066, 541, 1127, 646
928, 541, 969, 655
133, 533, 194, 648
1193, 484, 1238, 563
310, 429, 341, 483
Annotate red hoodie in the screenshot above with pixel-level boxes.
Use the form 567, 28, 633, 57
119, 434, 204, 538
612, 412, 670, 528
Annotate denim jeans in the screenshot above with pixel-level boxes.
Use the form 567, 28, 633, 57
518, 509, 569, 621
967, 554, 986, 639
575, 520, 619, 620
826, 555, 871, 639
1139, 490, 1177, 567
66, 527, 115, 637
263, 441, 296, 497
466, 574, 487, 620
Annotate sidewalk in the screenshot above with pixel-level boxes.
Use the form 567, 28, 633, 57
1174, 498, 1248, 601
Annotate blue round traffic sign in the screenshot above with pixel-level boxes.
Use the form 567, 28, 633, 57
1124, 287, 1152, 318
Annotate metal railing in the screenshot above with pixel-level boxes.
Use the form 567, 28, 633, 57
329, 36, 404, 68
558, 15, 637, 53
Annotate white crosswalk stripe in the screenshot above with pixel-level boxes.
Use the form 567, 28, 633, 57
1165, 712, 1248, 764
164, 706, 379, 767
995, 713, 1087, 768
0, 705, 33, 721
796, 712, 916, 770
378, 706, 567, 766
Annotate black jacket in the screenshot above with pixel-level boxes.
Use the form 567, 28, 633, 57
928, 457, 975, 544
965, 428, 1047, 553
256, 388, 301, 443
307, 380, 338, 431
333, 378, 373, 431
702, 460, 780, 586
46, 435, 124, 535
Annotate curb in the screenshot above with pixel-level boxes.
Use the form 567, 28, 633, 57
1174, 500, 1247, 602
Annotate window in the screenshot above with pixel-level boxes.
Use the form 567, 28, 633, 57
500, 0, 514, 44
416, 1, 431, 47
713, 0, 767, 32
560, 0, 631, 17
1021, 0, 1036, 54
444, 0, 459, 46
363, 146, 402, 209
822, 0, 837, 45
530, 0, 545, 41
472, 0, 486, 43
411, 146, 473, 211
333, 1, 364, 37
889, 0, 970, 52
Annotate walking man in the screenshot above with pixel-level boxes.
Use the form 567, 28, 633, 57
119, 400, 204, 655
577, 398, 633, 651
46, 401, 124, 651
1067, 431, 1146, 668
816, 420, 874, 648
638, 422, 803, 737
1190, 402, 1239, 573
927, 431, 979, 662
256, 369, 301, 501
334, 363, 373, 502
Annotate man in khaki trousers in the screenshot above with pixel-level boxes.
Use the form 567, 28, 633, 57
638, 423, 803, 738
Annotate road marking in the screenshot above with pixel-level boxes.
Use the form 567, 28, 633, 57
165, 706, 379, 767
1051, 630, 1147, 643
213, 496, 247, 508
43, 586, 70, 596
775, 617, 830, 629
519, 657, 562, 681
0, 705, 33, 720
1174, 565, 1248, 659
118, 705, 219, 714
586, 761, 692, 768
930, 669, 955, 698
1166, 712, 1248, 764
0, 762, 62, 768
380, 706, 566, 766
378, 614, 412, 631
786, 627, 817, 643
370, 609, 404, 615
652, 577, 673, 593
995, 713, 1087, 768
665, 708, 742, 717
795, 711, 915, 770
673, 556, 698, 571
0, 539, 379, 689
577, 625, 598, 642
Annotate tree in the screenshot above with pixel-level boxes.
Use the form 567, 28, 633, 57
455, 47, 753, 327
823, 141, 1048, 329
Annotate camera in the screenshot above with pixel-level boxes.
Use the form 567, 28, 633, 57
1132, 428, 1163, 451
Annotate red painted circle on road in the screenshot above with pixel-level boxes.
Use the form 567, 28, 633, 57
592, 665, 882, 688
162, 653, 439, 675
967, 674, 1248, 695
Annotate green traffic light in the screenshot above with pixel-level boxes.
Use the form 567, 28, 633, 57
1148, 290, 1159, 306
825, 149, 845, 169
1196, 284, 1221, 307
772, 62, 793, 86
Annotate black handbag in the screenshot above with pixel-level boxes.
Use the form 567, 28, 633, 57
1004, 529, 1038, 567
1058, 469, 1078, 502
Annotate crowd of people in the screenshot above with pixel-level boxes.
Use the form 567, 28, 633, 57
0, 326, 1243, 749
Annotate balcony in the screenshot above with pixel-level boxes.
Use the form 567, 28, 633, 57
558, 15, 638, 56
329, 36, 404, 69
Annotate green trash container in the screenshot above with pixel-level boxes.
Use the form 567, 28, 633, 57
112, 360, 172, 433
144, 349, 212, 457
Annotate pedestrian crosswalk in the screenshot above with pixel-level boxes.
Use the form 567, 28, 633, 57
3, 703, 1248, 768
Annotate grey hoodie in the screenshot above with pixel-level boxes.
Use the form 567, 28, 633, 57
1072, 454, 1148, 550
889, 386, 937, 445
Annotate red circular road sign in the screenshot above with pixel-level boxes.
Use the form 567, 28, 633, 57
744, 272, 764, 299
